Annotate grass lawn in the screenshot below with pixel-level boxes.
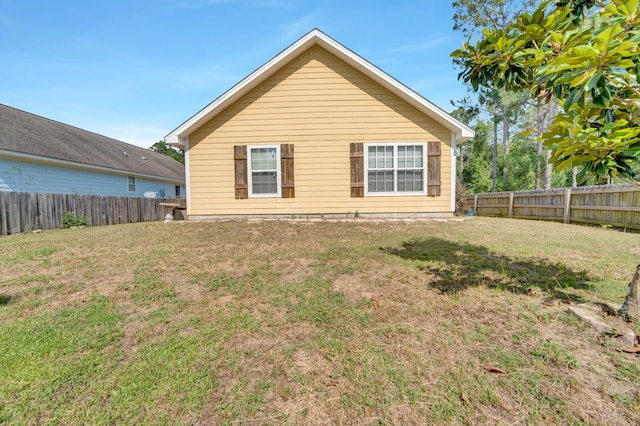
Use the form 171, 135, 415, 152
1, 216, 639, 425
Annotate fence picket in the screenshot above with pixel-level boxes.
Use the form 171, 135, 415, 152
0, 192, 8, 235
0, 191, 185, 235
465, 185, 640, 230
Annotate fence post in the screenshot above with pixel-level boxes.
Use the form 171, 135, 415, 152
509, 192, 514, 218
0, 192, 7, 236
474, 194, 478, 213
564, 188, 572, 224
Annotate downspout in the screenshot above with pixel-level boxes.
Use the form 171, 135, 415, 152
451, 132, 457, 213
182, 137, 191, 215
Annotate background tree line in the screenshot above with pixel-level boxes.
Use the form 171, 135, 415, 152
451, 0, 639, 194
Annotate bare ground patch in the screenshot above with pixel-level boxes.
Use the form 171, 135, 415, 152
1, 219, 640, 424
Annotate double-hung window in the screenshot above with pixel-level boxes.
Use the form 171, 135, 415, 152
248, 145, 281, 197
365, 143, 426, 195
127, 176, 136, 193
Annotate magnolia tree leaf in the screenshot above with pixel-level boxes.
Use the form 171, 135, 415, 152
452, 0, 640, 182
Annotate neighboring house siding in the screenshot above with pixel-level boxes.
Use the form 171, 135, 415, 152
188, 45, 453, 215
0, 157, 182, 197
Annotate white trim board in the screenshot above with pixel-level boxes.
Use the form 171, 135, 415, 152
165, 29, 474, 148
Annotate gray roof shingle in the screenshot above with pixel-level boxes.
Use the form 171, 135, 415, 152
0, 103, 184, 182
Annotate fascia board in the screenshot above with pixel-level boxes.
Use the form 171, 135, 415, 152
164, 29, 474, 145
165, 31, 320, 145
312, 35, 474, 142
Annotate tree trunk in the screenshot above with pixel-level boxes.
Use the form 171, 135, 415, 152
493, 119, 498, 192
544, 149, 552, 190
619, 263, 640, 321
502, 112, 510, 188
535, 98, 544, 190
543, 101, 558, 190
459, 147, 464, 184
572, 166, 578, 187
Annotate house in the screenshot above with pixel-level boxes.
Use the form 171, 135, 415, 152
165, 29, 473, 218
0, 103, 185, 197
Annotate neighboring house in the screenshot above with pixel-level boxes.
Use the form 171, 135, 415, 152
165, 29, 473, 218
0, 104, 185, 197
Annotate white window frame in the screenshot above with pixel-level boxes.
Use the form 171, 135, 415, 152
364, 142, 427, 196
247, 145, 281, 198
127, 176, 136, 193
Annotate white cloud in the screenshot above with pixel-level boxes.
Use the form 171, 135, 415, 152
87, 122, 169, 148
114, 126, 169, 148
280, 14, 316, 39
387, 37, 448, 54
410, 76, 458, 91
176, 64, 239, 92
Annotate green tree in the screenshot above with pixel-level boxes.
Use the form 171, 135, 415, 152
453, 0, 537, 38
504, 133, 539, 190
452, 0, 640, 319
460, 120, 497, 193
149, 140, 185, 164
453, 0, 537, 190
452, 0, 640, 183
450, 99, 481, 185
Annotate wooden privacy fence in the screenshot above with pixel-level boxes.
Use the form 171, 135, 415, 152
0, 192, 186, 236
464, 184, 640, 230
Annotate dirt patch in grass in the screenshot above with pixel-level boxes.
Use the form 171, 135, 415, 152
279, 257, 317, 284
120, 319, 144, 359
1, 218, 639, 424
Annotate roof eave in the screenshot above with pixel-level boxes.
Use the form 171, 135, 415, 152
165, 31, 320, 145
166, 135, 185, 149
0, 149, 185, 183
457, 127, 475, 143
313, 35, 475, 141
164, 29, 474, 144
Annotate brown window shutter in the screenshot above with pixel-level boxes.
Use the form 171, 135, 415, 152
427, 141, 441, 196
234, 145, 248, 199
280, 144, 295, 198
350, 142, 364, 197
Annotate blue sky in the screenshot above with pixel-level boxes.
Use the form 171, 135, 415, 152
1, 1, 470, 148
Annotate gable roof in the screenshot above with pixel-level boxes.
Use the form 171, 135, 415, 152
165, 28, 474, 148
0, 103, 184, 182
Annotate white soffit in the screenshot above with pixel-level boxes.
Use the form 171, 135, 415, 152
165, 29, 474, 147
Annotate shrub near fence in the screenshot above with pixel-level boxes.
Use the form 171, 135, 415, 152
464, 184, 640, 230
0, 192, 185, 236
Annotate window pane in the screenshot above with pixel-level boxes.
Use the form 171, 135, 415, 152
398, 146, 406, 168
383, 146, 393, 168
368, 146, 394, 169
398, 145, 423, 168
251, 147, 277, 171
368, 170, 394, 192
368, 147, 376, 167
397, 170, 423, 192
252, 171, 278, 194
414, 146, 423, 168
373, 147, 382, 168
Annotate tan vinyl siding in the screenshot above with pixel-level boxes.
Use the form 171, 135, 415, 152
188, 45, 453, 215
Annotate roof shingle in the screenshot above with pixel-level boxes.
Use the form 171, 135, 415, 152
0, 103, 184, 182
